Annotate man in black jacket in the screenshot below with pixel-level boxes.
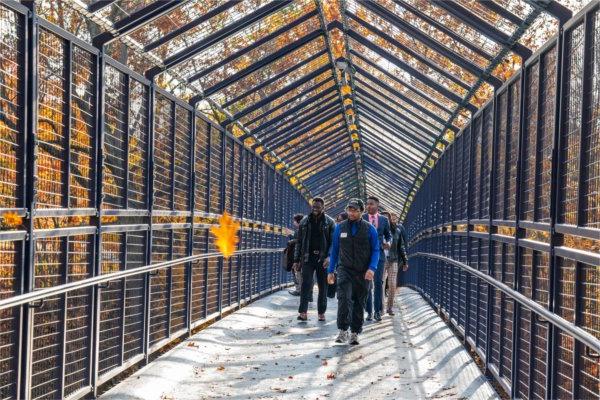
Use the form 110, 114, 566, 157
293, 197, 335, 322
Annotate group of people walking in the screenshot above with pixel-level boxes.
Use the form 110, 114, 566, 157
284, 196, 408, 345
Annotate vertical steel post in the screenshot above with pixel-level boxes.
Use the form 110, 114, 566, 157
186, 109, 196, 335
547, 23, 567, 400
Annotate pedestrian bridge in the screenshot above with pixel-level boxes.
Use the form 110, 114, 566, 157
0, 0, 599, 399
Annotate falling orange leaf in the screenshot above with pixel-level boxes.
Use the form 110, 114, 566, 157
210, 212, 240, 259
2, 212, 23, 229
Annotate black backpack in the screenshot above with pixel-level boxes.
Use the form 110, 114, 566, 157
282, 240, 296, 272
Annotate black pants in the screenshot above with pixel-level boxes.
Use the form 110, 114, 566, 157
298, 260, 327, 314
336, 267, 369, 334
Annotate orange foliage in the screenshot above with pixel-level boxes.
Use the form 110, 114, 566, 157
210, 212, 240, 259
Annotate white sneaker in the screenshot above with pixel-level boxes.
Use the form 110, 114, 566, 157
349, 332, 359, 345
335, 330, 349, 343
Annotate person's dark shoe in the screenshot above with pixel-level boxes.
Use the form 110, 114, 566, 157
288, 289, 300, 296
374, 312, 382, 321
349, 332, 359, 345
297, 313, 307, 321
366, 313, 372, 321
387, 309, 395, 316
318, 313, 326, 321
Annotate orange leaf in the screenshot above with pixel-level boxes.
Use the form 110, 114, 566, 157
210, 212, 240, 259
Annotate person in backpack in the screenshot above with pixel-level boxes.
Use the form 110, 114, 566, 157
327, 199, 379, 345
292, 198, 335, 321
287, 214, 305, 296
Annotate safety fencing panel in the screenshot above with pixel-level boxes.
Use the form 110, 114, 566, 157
402, 3, 600, 400
0, 4, 307, 400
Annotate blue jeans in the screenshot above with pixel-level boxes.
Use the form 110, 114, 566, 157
366, 256, 385, 315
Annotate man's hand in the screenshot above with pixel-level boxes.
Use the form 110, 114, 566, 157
402, 263, 408, 272
383, 242, 391, 250
327, 273, 336, 285
364, 269, 374, 281
323, 257, 330, 268
292, 262, 300, 271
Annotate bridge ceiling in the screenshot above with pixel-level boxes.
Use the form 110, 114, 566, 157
46, 0, 576, 215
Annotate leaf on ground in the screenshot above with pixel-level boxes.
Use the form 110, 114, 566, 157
187, 342, 199, 348
217, 366, 225, 371
272, 387, 287, 393
321, 360, 328, 366
326, 372, 336, 380
288, 376, 294, 379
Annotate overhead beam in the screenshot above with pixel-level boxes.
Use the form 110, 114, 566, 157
268, 111, 343, 150
223, 50, 327, 109
477, 0, 525, 25
354, 66, 448, 125
348, 30, 466, 108
93, 0, 182, 47
351, 50, 459, 114
146, 0, 293, 77
525, 0, 572, 23
347, 12, 499, 89
225, 65, 331, 119
198, 30, 323, 97
88, 0, 117, 13
143, 1, 243, 52
248, 90, 338, 135
185, 10, 319, 83
392, 0, 494, 60
431, 0, 532, 59
355, 87, 440, 138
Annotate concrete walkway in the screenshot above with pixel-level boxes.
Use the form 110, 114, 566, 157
100, 287, 499, 400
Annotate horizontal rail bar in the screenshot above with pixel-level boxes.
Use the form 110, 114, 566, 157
409, 252, 600, 355
0, 248, 284, 311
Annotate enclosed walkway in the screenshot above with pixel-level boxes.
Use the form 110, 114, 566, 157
100, 288, 498, 400
1, 0, 600, 399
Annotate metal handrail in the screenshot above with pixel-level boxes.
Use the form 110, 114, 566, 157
0, 248, 284, 311
409, 252, 600, 355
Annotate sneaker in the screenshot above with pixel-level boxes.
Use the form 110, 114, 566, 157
374, 312, 382, 321
349, 332, 359, 345
335, 330, 349, 343
387, 309, 395, 316
318, 314, 326, 321
288, 290, 300, 296
366, 313, 373, 321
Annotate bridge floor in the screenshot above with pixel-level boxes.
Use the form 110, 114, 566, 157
100, 287, 498, 400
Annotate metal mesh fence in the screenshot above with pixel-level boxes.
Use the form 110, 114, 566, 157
403, 4, 600, 399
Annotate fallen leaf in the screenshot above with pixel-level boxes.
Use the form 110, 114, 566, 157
187, 342, 199, 348
321, 360, 328, 366
327, 372, 336, 380
217, 366, 225, 371
288, 376, 294, 379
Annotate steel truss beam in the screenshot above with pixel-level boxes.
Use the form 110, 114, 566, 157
355, 0, 503, 88
258, 101, 340, 143
93, 0, 182, 47
353, 66, 448, 126
355, 87, 440, 138
431, 0, 532, 59
355, 96, 437, 149
347, 12, 501, 89
348, 30, 467, 108
197, 30, 323, 97
146, 0, 293, 77
223, 50, 328, 109
249, 90, 338, 136
186, 9, 319, 83
268, 113, 343, 150
227, 64, 331, 119
392, 0, 494, 60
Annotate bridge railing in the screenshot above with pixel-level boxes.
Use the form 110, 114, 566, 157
403, 2, 600, 399
0, 2, 307, 400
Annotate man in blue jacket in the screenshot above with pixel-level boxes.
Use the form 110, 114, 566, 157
327, 199, 379, 345
363, 196, 392, 322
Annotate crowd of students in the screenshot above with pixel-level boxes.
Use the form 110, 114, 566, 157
284, 196, 408, 345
